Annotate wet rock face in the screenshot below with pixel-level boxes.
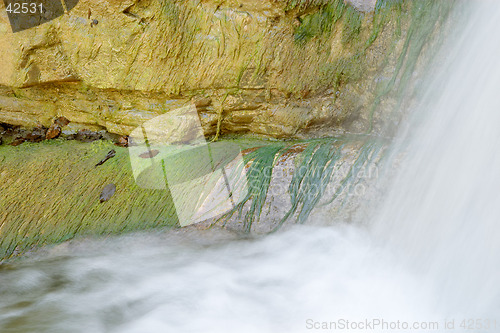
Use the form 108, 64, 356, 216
0, 137, 384, 259
0, 0, 446, 139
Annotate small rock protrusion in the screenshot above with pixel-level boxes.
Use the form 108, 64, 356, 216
300, 87, 311, 99
99, 183, 116, 203
46, 124, 62, 140
75, 129, 102, 142
115, 136, 129, 148
90, 19, 99, 27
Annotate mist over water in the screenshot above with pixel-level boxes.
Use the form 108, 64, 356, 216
1, 1, 500, 332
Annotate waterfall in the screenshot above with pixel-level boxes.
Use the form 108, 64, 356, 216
372, 1, 500, 318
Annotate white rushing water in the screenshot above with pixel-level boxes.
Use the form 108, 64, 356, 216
0, 226, 445, 333
372, 0, 500, 320
1, 1, 500, 332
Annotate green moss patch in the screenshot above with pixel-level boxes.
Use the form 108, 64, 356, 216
0, 140, 178, 260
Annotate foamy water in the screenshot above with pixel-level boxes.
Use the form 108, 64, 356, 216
0, 226, 444, 333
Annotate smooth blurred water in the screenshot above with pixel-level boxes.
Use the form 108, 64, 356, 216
0, 226, 444, 333
2, 1, 500, 332
372, 0, 500, 319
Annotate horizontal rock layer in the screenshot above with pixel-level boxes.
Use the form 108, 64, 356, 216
0, 0, 452, 138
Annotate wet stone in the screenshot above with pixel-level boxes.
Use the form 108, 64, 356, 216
99, 183, 116, 203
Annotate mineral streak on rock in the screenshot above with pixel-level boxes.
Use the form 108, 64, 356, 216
99, 183, 116, 203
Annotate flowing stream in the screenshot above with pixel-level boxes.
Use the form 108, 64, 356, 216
1, 2, 500, 332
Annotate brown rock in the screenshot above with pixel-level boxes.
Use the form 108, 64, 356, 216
25, 133, 44, 142
25, 126, 47, 142
115, 136, 128, 147
46, 124, 61, 140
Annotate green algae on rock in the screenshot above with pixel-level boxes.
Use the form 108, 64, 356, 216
0, 140, 178, 260
0, 136, 384, 260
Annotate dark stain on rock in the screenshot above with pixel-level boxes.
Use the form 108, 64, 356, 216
99, 183, 116, 203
